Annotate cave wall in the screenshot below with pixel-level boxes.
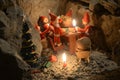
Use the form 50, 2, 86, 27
91, 0, 120, 52
17, 0, 68, 25
0, 0, 42, 79
101, 15, 120, 52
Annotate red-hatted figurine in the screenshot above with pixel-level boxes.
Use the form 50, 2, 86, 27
35, 16, 54, 39
35, 16, 54, 49
49, 12, 63, 47
38, 16, 50, 39
65, 9, 72, 17
78, 12, 91, 38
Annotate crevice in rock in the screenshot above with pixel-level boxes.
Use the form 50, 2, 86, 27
93, 3, 111, 16
70, 0, 89, 7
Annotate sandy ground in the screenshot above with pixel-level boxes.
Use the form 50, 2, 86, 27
22, 50, 120, 80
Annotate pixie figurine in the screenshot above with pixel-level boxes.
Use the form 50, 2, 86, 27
78, 12, 91, 38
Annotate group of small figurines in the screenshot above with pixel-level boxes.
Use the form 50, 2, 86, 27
20, 9, 92, 68
34, 10, 91, 51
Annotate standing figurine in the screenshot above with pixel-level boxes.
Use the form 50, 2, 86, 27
37, 16, 51, 39
78, 12, 91, 38
49, 12, 63, 47
35, 16, 53, 50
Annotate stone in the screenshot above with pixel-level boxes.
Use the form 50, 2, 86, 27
0, 39, 30, 80
0, 10, 11, 39
0, 0, 43, 78
17, 0, 67, 25
89, 0, 99, 11
99, 0, 120, 15
101, 15, 120, 50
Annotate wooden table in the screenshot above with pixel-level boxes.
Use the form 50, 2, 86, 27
63, 32, 81, 54
61, 28, 82, 54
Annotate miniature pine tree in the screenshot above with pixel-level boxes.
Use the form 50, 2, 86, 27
20, 21, 39, 68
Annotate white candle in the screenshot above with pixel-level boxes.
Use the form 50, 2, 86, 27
72, 19, 77, 32
62, 53, 67, 67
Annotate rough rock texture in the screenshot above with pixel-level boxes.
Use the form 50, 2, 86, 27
99, 0, 120, 15
101, 15, 120, 53
91, 2, 120, 52
17, 0, 68, 25
0, 0, 42, 57
0, 39, 30, 80
0, 0, 42, 79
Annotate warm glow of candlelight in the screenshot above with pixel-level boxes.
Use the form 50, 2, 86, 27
62, 53, 66, 62
72, 19, 76, 27
72, 19, 78, 32
62, 53, 67, 67
48, 23, 49, 26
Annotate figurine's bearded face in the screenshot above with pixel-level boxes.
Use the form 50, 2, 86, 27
43, 18, 48, 23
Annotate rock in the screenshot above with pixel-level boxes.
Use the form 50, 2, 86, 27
0, 4, 42, 55
0, 0, 14, 10
0, 39, 16, 55
43, 68, 48, 73
89, 0, 99, 11
99, 0, 120, 15
80, 0, 90, 3
0, 6, 24, 52
0, 10, 11, 39
0, 0, 43, 79
0, 39, 30, 80
17, 0, 67, 25
89, 1, 120, 51
100, 15, 120, 50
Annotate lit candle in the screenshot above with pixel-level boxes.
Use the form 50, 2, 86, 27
62, 53, 67, 67
72, 19, 77, 32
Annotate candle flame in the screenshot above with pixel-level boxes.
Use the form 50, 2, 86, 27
62, 53, 66, 62
72, 19, 76, 27
47, 23, 49, 26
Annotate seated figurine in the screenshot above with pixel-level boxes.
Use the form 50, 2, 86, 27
78, 12, 91, 38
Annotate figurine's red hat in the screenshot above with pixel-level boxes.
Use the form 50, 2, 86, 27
39, 16, 46, 20
49, 12, 57, 21
65, 9, 72, 17
37, 16, 46, 25
82, 12, 90, 23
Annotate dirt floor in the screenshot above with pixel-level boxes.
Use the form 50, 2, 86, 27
89, 68, 120, 80
23, 50, 120, 80
90, 54, 120, 80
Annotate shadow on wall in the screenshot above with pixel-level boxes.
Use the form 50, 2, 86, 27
90, 3, 110, 52
0, 51, 23, 80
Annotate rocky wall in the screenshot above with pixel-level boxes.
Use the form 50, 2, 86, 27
17, 0, 68, 25
0, 0, 42, 79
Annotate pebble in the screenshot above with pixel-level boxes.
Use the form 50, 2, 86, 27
31, 51, 119, 79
